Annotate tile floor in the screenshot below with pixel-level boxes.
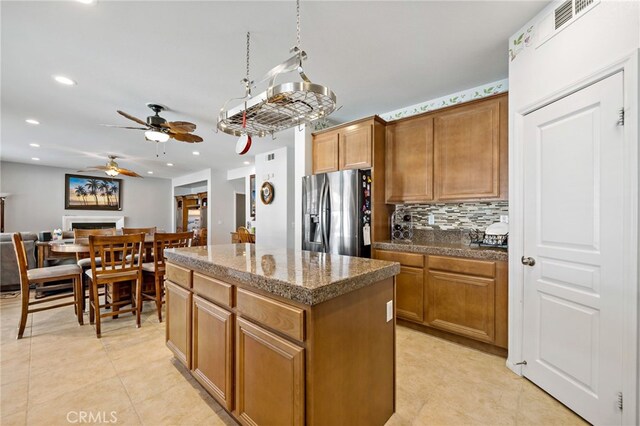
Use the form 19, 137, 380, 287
0, 292, 586, 425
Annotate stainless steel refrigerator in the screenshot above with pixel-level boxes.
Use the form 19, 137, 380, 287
302, 169, 372, 257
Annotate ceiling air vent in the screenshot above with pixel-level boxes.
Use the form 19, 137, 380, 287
555, 0, 573, 29
575, 0, 594, 14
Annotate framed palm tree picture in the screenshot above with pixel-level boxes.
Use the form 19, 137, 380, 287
65, 174, 122, 210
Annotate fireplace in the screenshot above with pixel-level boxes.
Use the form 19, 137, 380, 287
62, 215, 125, 231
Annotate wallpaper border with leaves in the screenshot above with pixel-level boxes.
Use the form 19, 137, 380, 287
379, 78, 509, 122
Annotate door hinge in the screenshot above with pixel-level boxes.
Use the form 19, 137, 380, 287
617, 108, 625, 126
617, 391, 623, 411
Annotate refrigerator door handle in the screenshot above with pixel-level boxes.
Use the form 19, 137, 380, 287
321, 179, 330, 253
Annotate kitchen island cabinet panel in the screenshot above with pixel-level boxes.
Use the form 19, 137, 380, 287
165, 280, 191, 369
236, 317, 305, 426
192, 295, 234, 411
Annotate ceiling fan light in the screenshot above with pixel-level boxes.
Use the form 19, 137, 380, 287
145, 130, 170, 143
105, 169, 119, 177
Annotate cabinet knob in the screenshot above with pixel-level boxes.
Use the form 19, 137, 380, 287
521, 256, 536, 266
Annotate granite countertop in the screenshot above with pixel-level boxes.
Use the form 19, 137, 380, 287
165, 244, 400, 306
373, 240, 508, 262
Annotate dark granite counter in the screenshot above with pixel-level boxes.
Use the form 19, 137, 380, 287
165, 244, 400, 306
373, 240, 508, 262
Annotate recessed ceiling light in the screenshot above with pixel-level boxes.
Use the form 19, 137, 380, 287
31, 157, 40, 161
25, 119, 40, 125
243, 161, 250, 165
53, 75, 77, 86
29, 143, 40, 148
192, 151, 200, 156
166, 163, 174, 167
76, 0, 96, 4
147, 171, 154, 175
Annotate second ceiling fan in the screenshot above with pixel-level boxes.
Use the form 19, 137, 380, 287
106, 103, 203, 143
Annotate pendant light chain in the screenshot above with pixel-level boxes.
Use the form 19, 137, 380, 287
246, 31, 251, 81
296, 0, 301, 51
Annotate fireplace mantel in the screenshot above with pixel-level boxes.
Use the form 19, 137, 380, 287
62, 215, 125, 231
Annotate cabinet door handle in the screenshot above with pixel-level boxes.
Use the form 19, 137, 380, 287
521, 256, 536, 266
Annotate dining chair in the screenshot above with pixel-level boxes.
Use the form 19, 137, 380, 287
193, 228, 207, 246
12, 233, 83, 339
86, 233, 144, 338
122, 227, 156, 236
74, 228, 116, 309
237, 226, 253, 243
141, 231, 192, 322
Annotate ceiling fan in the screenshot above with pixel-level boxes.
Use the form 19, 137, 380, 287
103, 103, 203, 143
78, 155, 142, 178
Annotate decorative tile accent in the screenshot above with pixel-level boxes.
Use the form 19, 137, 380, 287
395, 201, 509, 231
380, 79, 508, 121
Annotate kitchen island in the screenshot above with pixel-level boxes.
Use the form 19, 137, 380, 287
163, 244, 400, 426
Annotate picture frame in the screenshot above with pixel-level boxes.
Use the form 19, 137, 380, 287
65, 174, 123, 211
249, 174, 256, 218
260, 181, 274, 205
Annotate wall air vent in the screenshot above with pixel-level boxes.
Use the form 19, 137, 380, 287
575, 0, 594, 14
535, 0, 600, 48
555, 0, 573, 29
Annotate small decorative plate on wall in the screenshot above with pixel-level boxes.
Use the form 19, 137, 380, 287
260, 182, 274, 205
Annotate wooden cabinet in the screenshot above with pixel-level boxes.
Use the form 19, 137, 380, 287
165, 280, 192, 368
434, 97, 505, 200
385, 116, 434, 203
425, 255, 508, 349
339, 122, 372, 170
192, 295, 234, 411
385, 93, 508, 203
312, 131, 339, 174
373, 250, 425, 323
236, 317, 305, 426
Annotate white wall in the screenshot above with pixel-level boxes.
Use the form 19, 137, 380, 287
294, 125, 312, 250
227, 165, 255, 230
255, 147, 294, 249
208, 170, 242, 244
0, 161, 172, 232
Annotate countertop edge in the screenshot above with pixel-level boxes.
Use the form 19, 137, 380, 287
372, 241, 508, 262
164, 251, 401, 306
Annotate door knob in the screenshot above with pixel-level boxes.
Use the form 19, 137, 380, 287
521, 256, 536, 266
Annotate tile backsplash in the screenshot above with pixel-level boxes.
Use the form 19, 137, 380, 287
396, 201, 509, 230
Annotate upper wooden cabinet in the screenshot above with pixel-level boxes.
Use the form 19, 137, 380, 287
339, 122, 372, 170
385, 93, 508, 203
385, 115, 434, 203
434, 96, 506, 200
312, 131, 339, 174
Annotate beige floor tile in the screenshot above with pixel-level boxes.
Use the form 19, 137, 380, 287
1, 377, 29, 417
26, 377, 135, 426
118, 357, 192, 403
1, 408, 27, 426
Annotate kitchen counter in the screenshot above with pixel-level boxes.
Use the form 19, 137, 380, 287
372, 240, 508, 261
164, 243, 400, 306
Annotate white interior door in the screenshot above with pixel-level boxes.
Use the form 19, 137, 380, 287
522, 72, 624, 425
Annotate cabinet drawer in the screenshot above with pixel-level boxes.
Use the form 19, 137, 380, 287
428, 256, 495, 278
193, 273, 233, 308
374, 250, 424, 268
236, 288, 305, 342
166, 263, 192, 289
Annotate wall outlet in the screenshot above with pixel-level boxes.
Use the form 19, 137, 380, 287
500, 215, 509, 224
386, 300, 393, 322
428, 214, 435, 225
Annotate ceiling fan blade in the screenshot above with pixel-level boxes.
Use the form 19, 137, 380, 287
161, 121, 197, 133
116, 168, 143, 178
78, 166, 110, 172
100, 124, 148, 130
117, 110, 149, 127
170, 132, 203, 143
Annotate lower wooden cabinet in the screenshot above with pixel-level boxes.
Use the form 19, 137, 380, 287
236, 317, 305, 426
165, 280, 192, 369
396, 266, 424, 322
192, 295, 234, 411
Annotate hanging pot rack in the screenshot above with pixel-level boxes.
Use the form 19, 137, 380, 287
216, 0, 337, 139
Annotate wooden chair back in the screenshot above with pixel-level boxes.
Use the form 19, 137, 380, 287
122, 227, 156, 236
237, 226, 253, 243
74, 228, 116, 261
11, 233, 30, 294
193, 228, 207, 246
150, 232, 192, 275
87, 234, 144, 285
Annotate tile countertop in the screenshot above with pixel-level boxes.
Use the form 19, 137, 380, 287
373, 240, 508, 262
164, 244, 400, 306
